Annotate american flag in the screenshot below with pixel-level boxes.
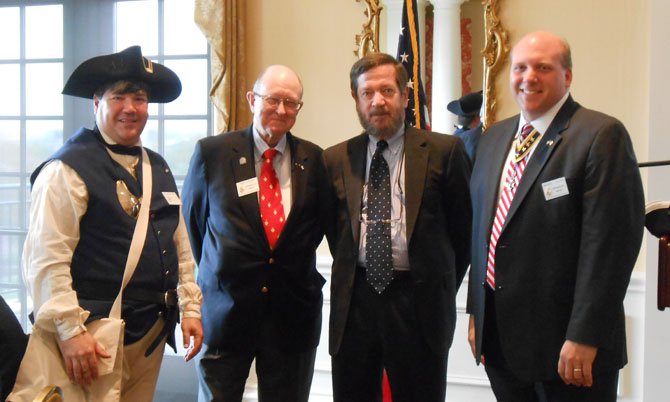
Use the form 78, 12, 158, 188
396, 0, 430, 130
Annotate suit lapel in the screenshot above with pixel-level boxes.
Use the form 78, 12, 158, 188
480, 118, 518, 237
274, 133, 306, 249
502, 97, 580, 230
343, 134, 367, 246
403, 126, 429, 243
230, 127, 267, 247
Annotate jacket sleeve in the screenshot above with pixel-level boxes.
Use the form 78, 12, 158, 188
566, 119, 644, 347
181, 140, 209, 265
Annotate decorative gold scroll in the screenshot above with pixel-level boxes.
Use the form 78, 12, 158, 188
481, 0, 509, 129
355, 0, 383, 58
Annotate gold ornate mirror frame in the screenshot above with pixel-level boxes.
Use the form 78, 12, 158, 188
355, 0, 509, 129
481, 0, 509, 129
354, 0, 382, 57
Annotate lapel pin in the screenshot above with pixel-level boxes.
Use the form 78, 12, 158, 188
546, 140, 554, 147
295, 162, 304, 171
239, 157, 247, 165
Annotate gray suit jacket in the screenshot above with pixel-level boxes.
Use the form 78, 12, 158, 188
467, 96, 645, 380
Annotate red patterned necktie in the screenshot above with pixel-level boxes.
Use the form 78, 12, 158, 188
259, 148, 286, 249
486, 123, 538, 289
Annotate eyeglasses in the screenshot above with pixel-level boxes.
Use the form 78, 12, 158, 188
254, 92, 303, 111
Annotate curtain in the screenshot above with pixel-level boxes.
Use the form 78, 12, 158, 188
194, 0, 250, 134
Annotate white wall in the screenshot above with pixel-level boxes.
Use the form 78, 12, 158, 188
642, 1, 670, 400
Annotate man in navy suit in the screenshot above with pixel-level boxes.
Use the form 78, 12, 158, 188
467, 31, 644, 401
182, 65, 326, 402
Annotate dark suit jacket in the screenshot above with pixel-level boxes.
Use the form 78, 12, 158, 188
467, 96, 645, 381
323, 126, 472, 356
455, 123, 483, 163
182, 126, 326, 352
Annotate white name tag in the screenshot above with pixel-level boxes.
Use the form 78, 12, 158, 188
236, 177, 259, 197
542, 177, 569, 201
162, 192, 181, 205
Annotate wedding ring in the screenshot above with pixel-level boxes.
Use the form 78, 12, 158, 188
573, 368, 582, 372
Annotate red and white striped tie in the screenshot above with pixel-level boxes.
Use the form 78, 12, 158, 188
486, 123, 537, 289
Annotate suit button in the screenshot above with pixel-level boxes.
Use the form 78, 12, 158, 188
496, 285, 503, 290
261, 286, 269, 294
268, 258, 275, 265
150, 213, 156, 219
165, 270, 170, 276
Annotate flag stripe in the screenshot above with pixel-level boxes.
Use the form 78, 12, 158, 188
397, 0, 429, 130
405, 0, 422, 128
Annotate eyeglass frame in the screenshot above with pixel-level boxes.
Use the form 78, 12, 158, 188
359, 149, 406, 227
253, 92, 303, 111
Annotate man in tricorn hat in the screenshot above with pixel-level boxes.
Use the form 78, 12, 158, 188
447, 90, 483, 162
11, 46, 203, 402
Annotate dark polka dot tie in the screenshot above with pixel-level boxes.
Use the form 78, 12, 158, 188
365, 140, 393, 293
259, 148, 286, 249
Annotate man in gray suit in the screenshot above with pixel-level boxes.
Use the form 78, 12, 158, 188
467, 31, 644, 401
323, 53, 472, 402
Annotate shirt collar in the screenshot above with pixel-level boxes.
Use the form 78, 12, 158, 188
367, 125, 405, 156
253, 127, 288, 161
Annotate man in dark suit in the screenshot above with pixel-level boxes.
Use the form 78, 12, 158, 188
323, 53, 472, 402
182, 65, 326, 402
467, 31, 645, 401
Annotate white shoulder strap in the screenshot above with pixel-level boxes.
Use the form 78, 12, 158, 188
108, 147, 152, 319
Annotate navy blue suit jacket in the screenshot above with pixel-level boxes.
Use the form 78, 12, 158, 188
182, 126, 326, 352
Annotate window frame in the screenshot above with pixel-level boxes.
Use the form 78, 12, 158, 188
0, 0, 212, 330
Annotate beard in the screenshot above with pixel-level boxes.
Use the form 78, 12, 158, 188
356, 105, 405, 139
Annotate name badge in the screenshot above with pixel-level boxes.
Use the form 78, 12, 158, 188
542, 177, 569, 201
162, 192, 181, 205
237, 177, 259, 197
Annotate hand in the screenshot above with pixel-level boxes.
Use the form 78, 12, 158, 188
557, 340, 598, 387
181, 317, 203, 362
468, 315, 485, 364
56, 331, 111, 386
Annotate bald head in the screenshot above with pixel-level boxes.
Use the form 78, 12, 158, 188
509, 31, 573, 121
514, 31, 572, 69
253, 65, 304, 100
247, 65, 304, 146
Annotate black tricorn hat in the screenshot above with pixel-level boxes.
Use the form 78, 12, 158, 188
62, 46, 181, 103
447, 90, 483, 117
646, 208, 670, 238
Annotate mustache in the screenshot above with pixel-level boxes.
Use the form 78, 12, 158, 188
369, 108, 389, 116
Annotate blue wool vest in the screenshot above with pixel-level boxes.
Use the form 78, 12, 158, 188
32, 128, 180, 346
